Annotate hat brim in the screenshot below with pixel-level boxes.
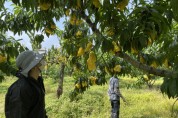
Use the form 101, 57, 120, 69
21, 53, 44, 77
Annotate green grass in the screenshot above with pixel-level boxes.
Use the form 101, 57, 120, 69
0, 76, 178, 118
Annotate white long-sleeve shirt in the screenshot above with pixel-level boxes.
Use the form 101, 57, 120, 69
108, 77, 123, 100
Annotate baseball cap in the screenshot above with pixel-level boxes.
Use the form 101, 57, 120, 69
16, 50, 44, 77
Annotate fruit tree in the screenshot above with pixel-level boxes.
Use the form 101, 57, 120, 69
1, 0, 178, 99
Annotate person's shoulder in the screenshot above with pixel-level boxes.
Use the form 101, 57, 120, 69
7, 79, 19, 91
11, 75, 32, 91
6, 77, 23, 96
111, 76, 118, 79
112, 77, 119, 82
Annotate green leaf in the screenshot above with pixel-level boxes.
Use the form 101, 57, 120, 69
120, 29, 130, 47
168, 78, 177, 98
35, 34, 44, 44
12, 0, 19, 5
0, 75, 5, 83
139, 34, 148, 49
151, 8, 170, 31
101, 39, 113, 53
160, 77, 169, 95
0, 62, 17, 76
171, 0, 178, 21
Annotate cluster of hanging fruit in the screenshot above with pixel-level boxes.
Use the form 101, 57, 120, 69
141, 74, 156, 88
87, 51, 96, 71
39, 2, 51, 11
74, 76, 106, 92
112, 41, 121, 53
77, 42, 93, 56
76, 42, 97, 71
91, 76, 107, 86
69, 74, 107, 101
74, 77, 88, 92
69, 14, 83, 26
44, 22, 57, 36
139, 54, 170, 69
104, 64, 122, 75
37, 1, 57, 35
116, 0, 129, 11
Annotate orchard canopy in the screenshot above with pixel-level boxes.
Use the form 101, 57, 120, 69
1, 0, 178, 99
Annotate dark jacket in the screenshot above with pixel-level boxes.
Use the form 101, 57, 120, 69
5, 74, 48, 118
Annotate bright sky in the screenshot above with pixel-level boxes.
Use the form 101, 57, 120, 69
4, 2, 64, 50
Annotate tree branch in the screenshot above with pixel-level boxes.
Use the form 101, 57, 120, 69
116, 52, 178, 78
80, 10, 178, 78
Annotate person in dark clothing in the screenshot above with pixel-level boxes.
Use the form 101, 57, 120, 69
5, 50, 48, 118
108, 75, 127, 118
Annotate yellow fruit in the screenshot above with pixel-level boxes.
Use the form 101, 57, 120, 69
74, 65, 79, 71
92, 0, 101, 8
140, 55, 145, 64
150, 32, 156, 40
65, 9, 70, 16
76, 19, 83, 25
44, 65, 48, 70
143, 74, 149, 81
105, 66, 110, 74
116, 0, 129, 11
69, 14, 77, 25
39, 2, 51, 10
112, 41, 121, 52
131, 46, 138, 54
87, 51, 97, 71
109, 50, 115, 55
114, 65, 121, 72
50, 23, 56, 29
82, 81, 87, 87
150, 61, 158, 68
69, 20, 75, 25
147, 38, 152, 46
77, 47, 85, 56
76, 0, 81, 9
45, 28, 53, 34
89, 76, 97, 85
89, 51, 96, 62
85, 42, 93, 52
75, 83, 81, 89
69, 14, 82, 25
163, 58, 169, 68
110, 68, 114, 72
89, 76, 97, 81
106, 28, 115, 36
147, 31, 157, 41
108, 31, 114, 36
76, 31, 82, 37
87, 58, 96, 71
58, 57, 62, 61
0, 55, 6, 63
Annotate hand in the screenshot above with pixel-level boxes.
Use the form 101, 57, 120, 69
123, 99, 130, 105
122, 98, 129, 105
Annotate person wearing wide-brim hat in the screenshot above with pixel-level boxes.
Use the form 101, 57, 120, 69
5, 50, 48, 118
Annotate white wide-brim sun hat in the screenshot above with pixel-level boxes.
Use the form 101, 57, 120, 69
16, 50, 44, 77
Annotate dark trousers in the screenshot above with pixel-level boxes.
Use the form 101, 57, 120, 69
111, 100, 120, 118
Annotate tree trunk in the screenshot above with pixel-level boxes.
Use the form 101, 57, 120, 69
57, 62, 65, 99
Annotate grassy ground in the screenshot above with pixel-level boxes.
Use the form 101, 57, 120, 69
0, 76, 178, 118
